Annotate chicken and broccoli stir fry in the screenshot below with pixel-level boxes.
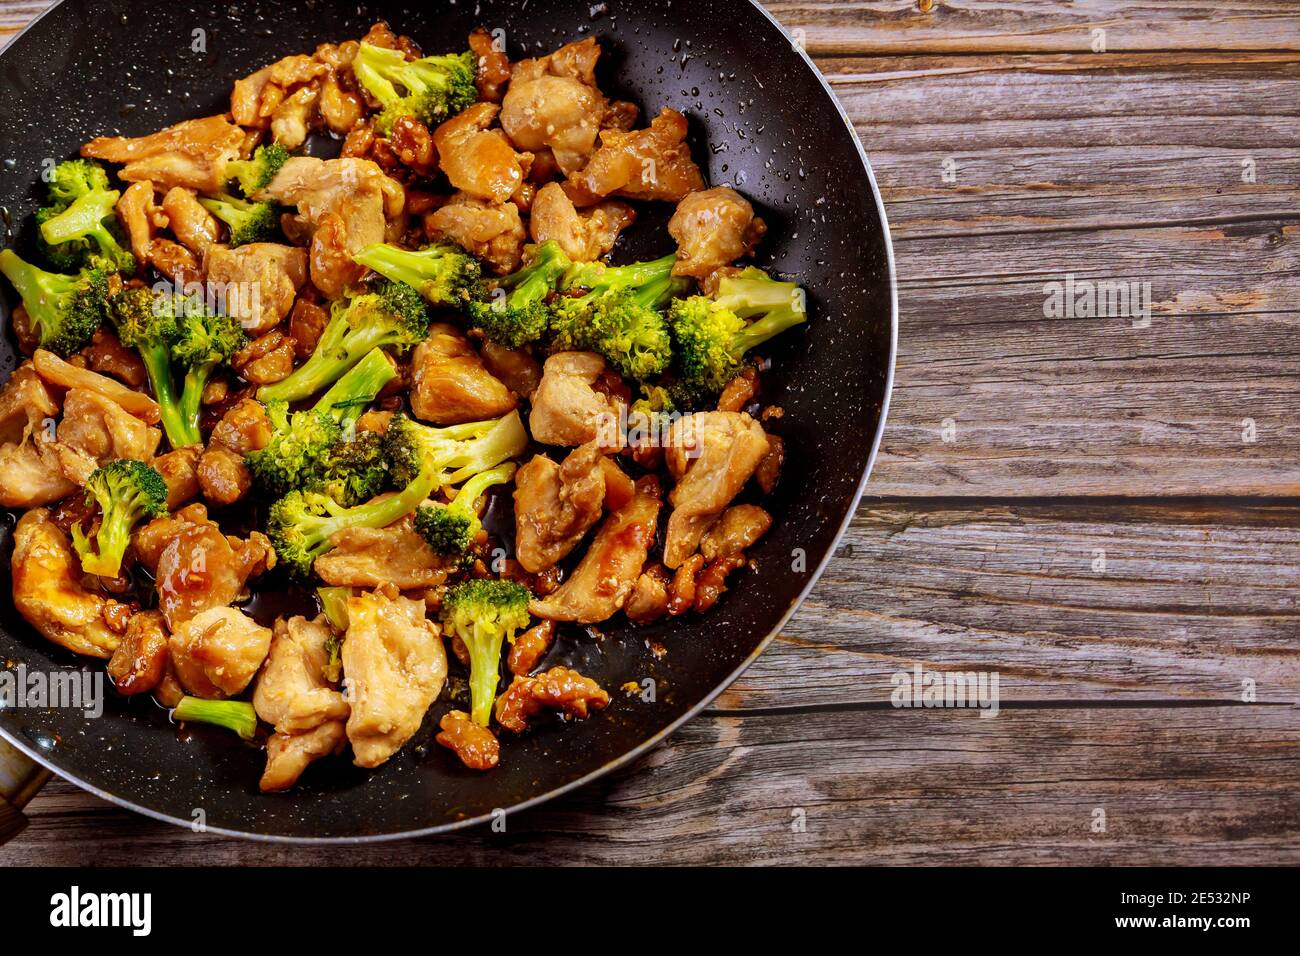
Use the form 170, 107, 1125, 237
0, 22, 803, 790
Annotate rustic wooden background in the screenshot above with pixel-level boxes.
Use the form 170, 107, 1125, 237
1, 0, 1297, 865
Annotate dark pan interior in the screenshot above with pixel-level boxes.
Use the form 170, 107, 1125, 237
0, 0, 895, 840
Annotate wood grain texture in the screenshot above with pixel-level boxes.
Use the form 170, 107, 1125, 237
0, 0, 1296, 864
4, 704, 1296, 865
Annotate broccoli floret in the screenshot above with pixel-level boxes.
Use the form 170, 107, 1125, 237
174, 304, 246, 447
440, 579, 531, 726
0, 248, 107, 356
467, 240, 571, 347
668, 267, 807, 405
267, 462, 442, 579
547, 253, 686, 382
414, 461, 515, 558
198, 193, 277, 246
32, 160, 134, 274
107, 285, 194, 447
172, 696, 258, 740
353, 242, 482, 309
70, 460, 167, 578
316, 586, 351, 682
225, 142, 290, 197
384, 410, 528, 491
257, 279, 429, 404
249, 350, 398, 499
352, 42, 478, 134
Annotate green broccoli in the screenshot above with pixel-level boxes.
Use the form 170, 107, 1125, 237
352, 42, 477, 134
225, 142, 290, 197
467, 240, 571, 347
440, 579, 531, 727
0, 249, 107, 356
248, 349, 398, 498
384, 410, 528, 490
414, 462, 515, 558
171, 697, 258, 740
174, 304, 246, 446
316, 586, 351, 683
257, 279, 429, 404
548, 253, 687, 382
108, 285, 192, 448
70, 460, 168, 578
197, 193, 277, 246
352, 241, 482, 309
668, 266, 807, 405
33, 159, 134, 274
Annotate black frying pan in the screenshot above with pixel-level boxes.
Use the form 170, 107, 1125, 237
0, 0, 896, 842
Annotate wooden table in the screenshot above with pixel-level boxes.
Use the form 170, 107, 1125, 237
1, 0, 1296, 865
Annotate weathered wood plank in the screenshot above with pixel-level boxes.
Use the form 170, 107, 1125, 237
4, 703, 1295, 864
767, 1, 1300, 55
732, 500, 1300, 708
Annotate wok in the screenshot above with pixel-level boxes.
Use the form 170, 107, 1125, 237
0, 0, 896, 842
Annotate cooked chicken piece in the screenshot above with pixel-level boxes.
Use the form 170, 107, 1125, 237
693, 552, 748, 613
494, 666, 610, 733
253, 616, 349, 734
625, 564, 672, 624
260, 156, 404, 297
436, 709, 499, 770
84, 329, 146, 388
196, 398, 272, 507
270, 84, 321, 150
0, 367, 74, 508
469, 27, 511, 102
0, 363, 58, 440
507, 619, 555, 676
33, 350, 160, 424
407, 323, 516, 424
343, 587, 447, 769
152, 658, 186, 709
564, 109, 705, 206
424, 191, 526, 275
148, 237, 204, 285
204, 242, 308, 334
501, 38, 608, 174
81, 115, 245, 194
662, 412, 770, 568
231, 54, 328, 129
168, 606, 272, 698
529, 477, 661, 623
667, 186, 767, 280
288, 295, 330, 357
433, 102, 530, 203
700, 504, 773, 561
137, 503, 274, 629
529, 182, 635, 262
52, 388, 161, 485
314, 514, 451, 589
115, 181, 165, 268
261, 722, 348, 792
161, 187, 220, 255
151, 445, 203, 509
11, 509, 122, 658
232, 329, 296, 386
480, 341, 542, 399
755, 431, 784, 494
528, 351, 623, 447
107, 610, 169, 695
513, 442, 606, 573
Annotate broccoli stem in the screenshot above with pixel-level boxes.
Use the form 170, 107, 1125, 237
176, 361, 216, 448
466, 620, 506, 726
731, 310, 807, 358
257, 322, 391, 404
563, 252, 678, 293
315, 348, 396, 430
316, 586, 352, 631
172, 696, 258, 740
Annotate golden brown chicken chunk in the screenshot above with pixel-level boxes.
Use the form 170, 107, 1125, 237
205, 242, 309, 334
433, 102, 531, 203
33, 350, 160, 424
314, 513, 451, 590
529, 478, 661, 623
500, 37, 609, 175
115, 181, 166, 269
197, 398, 272, 507
343, 586, 448, 769
513, 442, 607, 573
529, 182, 635, 262
424, 192, 526, 275
408, 323, 517, 424
494, 666, 610, 733
262, 723, 349, 792
161, 187, 220, 255
82, 115, 245, 194
107, 610, 169, 696
168, 606, 273, 699
151, 445, 203, 510
480, 341, 543, 400
527, 351, 623, 447
662, 412, 770, 568
52, 388, 161, 485
0, 364, 73, 509
667, 186, 766, 280
436, 709, 499, 770
699, 504, 773, 561
563, 108, 705, 206
11, 509, 123, 658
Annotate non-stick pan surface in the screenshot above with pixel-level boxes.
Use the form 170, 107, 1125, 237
0, 0, 895, 841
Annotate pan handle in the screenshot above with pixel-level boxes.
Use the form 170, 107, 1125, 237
0, 736, 50, 845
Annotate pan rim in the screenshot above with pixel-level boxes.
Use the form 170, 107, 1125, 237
0, 0, 898, 843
